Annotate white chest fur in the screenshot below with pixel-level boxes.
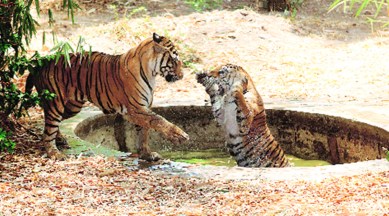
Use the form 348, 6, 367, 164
216, 94, 239, 137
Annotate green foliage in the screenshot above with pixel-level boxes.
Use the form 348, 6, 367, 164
329, 0, 389, 29
288, 0, 304, 18
0, 128, 16, 153
128, 6, 147, 17
1, 0, 40, 118
384, 147, 389, 161
62, 0, 81, 24
0, 0, 83, 149
179, 44, 201, 72
329, 0, 370, 17
185, 0, 223, 11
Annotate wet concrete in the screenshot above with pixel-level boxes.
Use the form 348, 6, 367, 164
74, 106, 389, 164
60, 110, 127, 158
61, 101, 389, 181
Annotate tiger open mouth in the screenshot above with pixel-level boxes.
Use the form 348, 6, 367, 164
195, 72, 208, 85
196, 72, 225, 96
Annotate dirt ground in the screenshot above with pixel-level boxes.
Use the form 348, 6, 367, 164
2, 0, 389, 215
30, 0, 389, 106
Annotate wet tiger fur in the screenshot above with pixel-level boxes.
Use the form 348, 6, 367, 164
26, 33, 189, 161
196, 64, 289, 167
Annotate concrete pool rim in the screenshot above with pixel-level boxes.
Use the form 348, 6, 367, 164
73, 105, 389, 165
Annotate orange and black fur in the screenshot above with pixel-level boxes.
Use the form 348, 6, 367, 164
196, 64, 289, 167
26, 33, 189, 160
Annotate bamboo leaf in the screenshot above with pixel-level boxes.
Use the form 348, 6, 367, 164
328, 0, 345, 13
35, 0, 40, 16
64, 50, 71, 67
52, 31, 57, 44
68, 42, 75, 53
55, 53, 61, 65
51, 41, 64, 53
67, 0, 71, 19
27, 0, 33, 8
374, 0, 384, 17
76, 37, 81, 53
42, 31, 46, 46
48, 9, 55, 27
71, 8, 75, 24
349, 0, 357, 11
355, 0, 371, 17
88, 46, 92, 66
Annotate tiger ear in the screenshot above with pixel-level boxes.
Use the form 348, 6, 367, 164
242, 76, 249, 92
153, 33, 165, 53
153, 44, 165, 53
243, 76, 248, 85
153, 33, 162, 43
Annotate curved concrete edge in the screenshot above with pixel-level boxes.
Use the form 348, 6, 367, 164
66, 103, 389, 181
145, 101, 389, 180
75, 105, 389, 164
155, 100, 389, 132
276, 105, 389, 133
60, 110, 127, 158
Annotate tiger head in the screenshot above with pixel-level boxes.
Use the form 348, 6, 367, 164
151, 33, 183, 82
196, 64, 249, 96
196, 70, 223, 97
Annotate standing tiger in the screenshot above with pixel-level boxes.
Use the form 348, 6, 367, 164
196, 64, 289, 167
26, 33, 189, 161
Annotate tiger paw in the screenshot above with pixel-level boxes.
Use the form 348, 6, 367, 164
47, 149, 67, 161
55, 136, 71, 150
139, 152, 163, 162
166, 126, 189, 144
45, 143, 67, 161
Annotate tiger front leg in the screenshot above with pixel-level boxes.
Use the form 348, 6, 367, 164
122, 109, 189, 145
135, 125, 163, 162
230, 85, 253, 134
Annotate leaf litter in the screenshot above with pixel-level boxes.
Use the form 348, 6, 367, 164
1, 153, 388, 215
3, 0, 389, 215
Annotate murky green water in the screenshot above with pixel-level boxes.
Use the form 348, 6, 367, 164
61, 112, 127, 157
161, 149, 331, 167
60, 112, 331, 167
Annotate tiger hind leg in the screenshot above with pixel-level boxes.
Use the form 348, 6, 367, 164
42, 109, 67, 160
135, 125, 163, 162
55, 131, 70, 150
55, 100, 84, 150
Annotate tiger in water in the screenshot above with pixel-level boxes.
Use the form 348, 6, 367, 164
26, 33, 189, 161
196, 64, 289, 167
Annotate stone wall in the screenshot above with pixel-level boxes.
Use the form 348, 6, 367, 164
266, 110, 389, 164
74, 106, 389, 164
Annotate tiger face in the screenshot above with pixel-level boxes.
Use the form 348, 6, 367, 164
196, 64, 248, 96
152, 33, 183, 82
195, 71, 224, 97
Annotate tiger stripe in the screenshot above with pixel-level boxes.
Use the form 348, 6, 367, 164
26, 33, 189, 160
196, 64, 289, 168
